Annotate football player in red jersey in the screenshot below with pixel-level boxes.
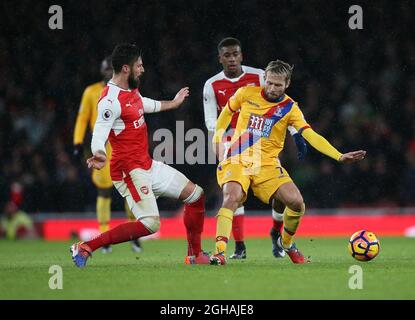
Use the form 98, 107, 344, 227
73, 57, 143, 254
203, 37, 308, 260
70, 43, 209, 267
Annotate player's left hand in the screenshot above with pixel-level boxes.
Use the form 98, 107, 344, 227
86, 151, 107, 169
172, 87, 190, 108
293, 133, 308, 160
339, 150, 366, 163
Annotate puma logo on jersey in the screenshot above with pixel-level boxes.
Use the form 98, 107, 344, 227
126, 103, 132, 108
218, 89, 227, 96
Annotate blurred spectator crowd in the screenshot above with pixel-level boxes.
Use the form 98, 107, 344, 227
0, 0, 414, 214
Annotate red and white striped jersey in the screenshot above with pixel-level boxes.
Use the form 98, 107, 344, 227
203, 65, 264, 132
91, 81, 161, 181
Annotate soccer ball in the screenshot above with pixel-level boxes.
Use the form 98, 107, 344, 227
348, 230, 380, 261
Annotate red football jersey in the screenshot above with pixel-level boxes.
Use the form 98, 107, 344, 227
203, 66, 264, 130
92, 82, 153, 181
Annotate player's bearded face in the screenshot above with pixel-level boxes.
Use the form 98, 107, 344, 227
128, 68, 140, 88
128, 57, 144, 89
264, 73, 290, 102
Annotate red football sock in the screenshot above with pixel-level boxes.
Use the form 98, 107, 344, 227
273, 219, 283, 232
85, 220, 152, 252
232, 215, 244, 242
183, 194, 205, 256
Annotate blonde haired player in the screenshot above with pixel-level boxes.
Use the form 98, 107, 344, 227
210, 59, 366, 265
73, 57, 142, 253
203, 37, 307, 260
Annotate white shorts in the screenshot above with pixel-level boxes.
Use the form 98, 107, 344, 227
113, 160, 190, 219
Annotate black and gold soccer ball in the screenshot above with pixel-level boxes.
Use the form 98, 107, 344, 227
348, 230, 380, 261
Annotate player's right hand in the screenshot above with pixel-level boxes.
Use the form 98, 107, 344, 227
172, 87, 190, 108
86, 151, 107, 170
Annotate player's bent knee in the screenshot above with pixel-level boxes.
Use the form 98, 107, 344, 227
288, 202, 305, 216
272, 199, 285, 213
286, 197, 305, 213
223, 191, 243, 208
140, 216, 160, 233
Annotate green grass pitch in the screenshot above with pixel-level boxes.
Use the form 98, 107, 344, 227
0, 237, 414, 299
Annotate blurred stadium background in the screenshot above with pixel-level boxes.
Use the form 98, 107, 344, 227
1, 0, 415, 240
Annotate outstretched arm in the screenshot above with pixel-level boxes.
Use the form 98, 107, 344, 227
338, 150, 366, 163
142, 87, 190, 113
160, 87, 190, 111
301, 128, 366, 163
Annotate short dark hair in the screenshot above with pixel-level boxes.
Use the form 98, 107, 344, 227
111, 43, 141, 73
217, 37, 242, 53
